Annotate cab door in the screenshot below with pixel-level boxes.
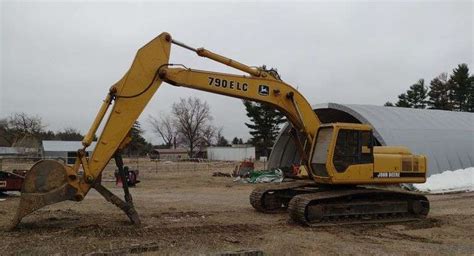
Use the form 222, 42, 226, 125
330, 129, 375, 182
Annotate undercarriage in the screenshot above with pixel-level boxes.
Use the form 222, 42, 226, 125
250, 182, 429, 226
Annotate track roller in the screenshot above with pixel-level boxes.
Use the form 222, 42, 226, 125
249, 181, 315, 213
288, 188, 429, 226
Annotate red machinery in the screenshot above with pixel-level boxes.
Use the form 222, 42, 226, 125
233, 160, 255, 177
0, 170, 26, 192
114, 166, 140, 187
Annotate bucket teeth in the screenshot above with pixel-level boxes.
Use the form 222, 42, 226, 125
10, 184, 77, 229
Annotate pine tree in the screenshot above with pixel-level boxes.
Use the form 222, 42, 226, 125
216, 136, 229, 146
394, 79, 428, 108
243, 100, 286, 157
388, 64, 472, 112
231, 137, 244, 144
124, 121, 153, 156
384, 102, 394, 107
406, 79, 428, 108
232, 137, 240, 145
428, 73, 453, 110
468, 75, 474, 112
449, 64, 471, 112
395, 93, 412, 108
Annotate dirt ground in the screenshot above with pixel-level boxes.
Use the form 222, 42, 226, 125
0, 161, 473, 256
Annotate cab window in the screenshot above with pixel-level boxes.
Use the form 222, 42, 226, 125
311, 127, 333, 177
333, 129, 373, 173
360, 131, 373, 163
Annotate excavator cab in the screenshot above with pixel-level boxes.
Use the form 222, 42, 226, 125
251, 123, 429, 225
310, 123, 427, 185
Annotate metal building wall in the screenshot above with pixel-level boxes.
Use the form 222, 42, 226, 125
207, 147, 256, 161
268, 103, 474, 176
42, 141, 96, 164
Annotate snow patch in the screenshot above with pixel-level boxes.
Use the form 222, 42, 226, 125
414, 167, 474, 193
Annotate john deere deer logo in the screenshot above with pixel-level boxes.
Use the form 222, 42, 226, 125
258, 85, 269, 96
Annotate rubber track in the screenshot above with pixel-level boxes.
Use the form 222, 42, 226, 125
249, 187, 268, 212
288, 189, 429, 227
249, 181, 314, 213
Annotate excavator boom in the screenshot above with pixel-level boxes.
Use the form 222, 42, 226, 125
159, 67, 319, 142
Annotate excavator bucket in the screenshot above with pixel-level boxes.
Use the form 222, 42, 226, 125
10, 160, 77, 229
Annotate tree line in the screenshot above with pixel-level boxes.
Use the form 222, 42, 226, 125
0, 112, 152, 156
385, 64, 474, 112
0, 113, 84, 147
2, 97, 286, 159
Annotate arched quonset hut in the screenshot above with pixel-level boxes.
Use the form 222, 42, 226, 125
268, 103, 474, 176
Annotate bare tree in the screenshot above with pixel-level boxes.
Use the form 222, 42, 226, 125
0, 118, 14, 146
8, 113, 45, 135
172, 97, 215, 157
216, 128, 229, 146
148, 114, 176, 148
200, 124, 219, 147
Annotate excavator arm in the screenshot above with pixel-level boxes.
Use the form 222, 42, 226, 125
11, 32, 321, 227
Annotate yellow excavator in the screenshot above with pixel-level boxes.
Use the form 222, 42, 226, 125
10, 32, 429, 229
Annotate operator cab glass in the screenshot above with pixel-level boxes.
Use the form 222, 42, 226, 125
311, 126, 374, 177
311, 127, 333, 177
333, 129, 373, 173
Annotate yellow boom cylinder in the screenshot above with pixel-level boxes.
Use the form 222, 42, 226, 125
196, 48, 261, 77
170, 39, 261, 77
82, 93, 113, 147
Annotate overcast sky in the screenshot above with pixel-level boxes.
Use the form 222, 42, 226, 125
1, 0, 472, 144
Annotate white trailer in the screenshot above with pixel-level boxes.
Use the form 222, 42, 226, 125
207, 145, 255, 161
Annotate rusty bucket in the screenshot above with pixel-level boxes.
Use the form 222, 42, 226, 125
10, 160, 77, 229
